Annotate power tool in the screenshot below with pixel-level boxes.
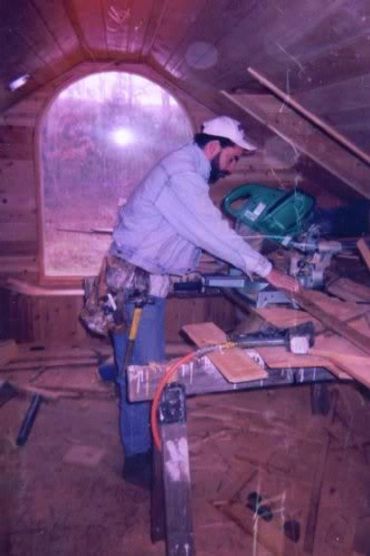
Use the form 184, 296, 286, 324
222, 183, 342, 289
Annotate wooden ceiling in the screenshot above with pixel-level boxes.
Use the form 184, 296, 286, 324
1, 0, 370, 197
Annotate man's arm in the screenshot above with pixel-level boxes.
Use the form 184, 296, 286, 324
154, 170, 299, 292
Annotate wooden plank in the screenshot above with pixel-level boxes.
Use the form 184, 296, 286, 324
257, 346, 349, 380
256, 307, 322, 331
66, 0, 107, 55
357, 238, 370, 272
161, 421, 195, 555
303, 434, 331, 554
293, 290, 370, 355
327, 277, 370, 302
32, 0, 83, 57
0, 340, 18, 367
311, 335, 370, 389
214, 501, 286, 555
247, 66, 370, 166
222, 91, 370, 199
182, 322, 267, 383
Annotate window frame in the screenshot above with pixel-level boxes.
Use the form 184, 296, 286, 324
36, 67, 195, 287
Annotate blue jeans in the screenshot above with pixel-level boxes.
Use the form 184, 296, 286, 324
112, 297, 166, 457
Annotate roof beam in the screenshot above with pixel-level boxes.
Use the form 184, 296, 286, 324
222, 87, 370, 199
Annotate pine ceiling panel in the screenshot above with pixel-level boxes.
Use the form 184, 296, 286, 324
150, 0, 208, 70
295, 74, 370, 114
101, 0, 157, 56
267, 36, 370, 94
102, 0, 133, 53
32, 0, 83, 59
163, 0, 329, 85
0, 1, 70, 79
69, 0, 107, 55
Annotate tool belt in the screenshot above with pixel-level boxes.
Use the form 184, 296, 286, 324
79, 254, 150, 337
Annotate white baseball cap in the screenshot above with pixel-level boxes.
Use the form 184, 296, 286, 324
202, 116, 256, 151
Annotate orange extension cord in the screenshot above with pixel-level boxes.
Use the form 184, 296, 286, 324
150, 342, 237, 451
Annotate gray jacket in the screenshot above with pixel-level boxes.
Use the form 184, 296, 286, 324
111, 143, 272, 278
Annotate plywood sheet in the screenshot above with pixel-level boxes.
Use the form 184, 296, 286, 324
182, 322, 267, 383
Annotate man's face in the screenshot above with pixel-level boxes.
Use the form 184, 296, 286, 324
209, 145, 243, 184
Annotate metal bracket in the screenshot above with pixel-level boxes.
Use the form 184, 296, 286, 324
159, 383, 187, 425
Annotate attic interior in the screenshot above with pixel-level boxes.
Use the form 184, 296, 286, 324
1, 1, 370, 555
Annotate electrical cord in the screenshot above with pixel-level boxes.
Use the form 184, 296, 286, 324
150, 341, 237, 451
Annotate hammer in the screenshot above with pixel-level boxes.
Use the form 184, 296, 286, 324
230, 321, 315, 355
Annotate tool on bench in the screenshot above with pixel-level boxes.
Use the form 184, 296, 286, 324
223, 183, 315, 246
229, 321, 315, 355
222, 183, 344, 290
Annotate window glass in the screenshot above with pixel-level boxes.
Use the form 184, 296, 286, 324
41, 72, 193, 276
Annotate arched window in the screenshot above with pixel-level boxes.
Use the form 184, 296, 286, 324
40, 71, 193, 278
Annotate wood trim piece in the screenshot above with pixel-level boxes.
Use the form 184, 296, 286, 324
357, 238, 370, 272
293, 290, 370, 356
182, 321, 267, 383
247, 67, 370, 167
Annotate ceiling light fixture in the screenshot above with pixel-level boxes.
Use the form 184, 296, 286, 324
8, 74, 30, 92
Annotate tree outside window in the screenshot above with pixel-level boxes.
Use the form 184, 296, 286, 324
41, 71, 192, 277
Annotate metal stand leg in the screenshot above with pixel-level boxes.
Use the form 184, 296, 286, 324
157, 383, 195, 556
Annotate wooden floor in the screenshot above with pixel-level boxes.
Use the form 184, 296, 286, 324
1, 355, 370, 555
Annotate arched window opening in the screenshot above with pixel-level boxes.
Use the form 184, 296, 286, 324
40, 71, 193, 277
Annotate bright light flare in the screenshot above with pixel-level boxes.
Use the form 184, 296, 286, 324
111, 127, 135, 146
8, 74, 30, 92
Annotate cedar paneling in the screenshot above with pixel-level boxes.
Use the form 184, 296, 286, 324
2, 288, 236, 347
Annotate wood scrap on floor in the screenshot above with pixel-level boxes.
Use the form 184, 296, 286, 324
303, 433, 331, 554
357, 238, 370, 272
0, 339, 18, 367
182, 321, 267, 383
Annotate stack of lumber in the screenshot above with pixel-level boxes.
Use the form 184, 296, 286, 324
183, 279, 370, 389
255, 283, 370, 388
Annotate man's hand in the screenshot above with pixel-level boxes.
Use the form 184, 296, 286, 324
265, 268, 300, 293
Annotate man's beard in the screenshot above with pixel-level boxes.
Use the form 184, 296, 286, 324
208, 153, 230, 184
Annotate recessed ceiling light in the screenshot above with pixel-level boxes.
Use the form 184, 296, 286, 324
8, 74, 30, 92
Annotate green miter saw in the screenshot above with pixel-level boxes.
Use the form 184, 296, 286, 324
222, 183, 315, 245
222, 183, 342, 289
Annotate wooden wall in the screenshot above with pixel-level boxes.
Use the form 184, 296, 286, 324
0, 61, 244, 346
1, 289, 237, 347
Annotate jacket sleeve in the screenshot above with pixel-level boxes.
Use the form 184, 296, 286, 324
154, 169, 272, 278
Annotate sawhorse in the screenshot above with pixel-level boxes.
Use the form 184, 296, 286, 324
127, 358, 347, 556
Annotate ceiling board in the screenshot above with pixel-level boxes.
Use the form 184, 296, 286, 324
102, 0, 131, 52
295, 74, 370, 114
32, 0, 83, 65
173, 0, 340, 87
223, 91, 370, 198
0, 1, 70, 76
68, 0, 107, 56
151, 0, 208, 70
140, 0, 170, 57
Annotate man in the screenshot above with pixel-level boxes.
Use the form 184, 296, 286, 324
110, 115, 298, 486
